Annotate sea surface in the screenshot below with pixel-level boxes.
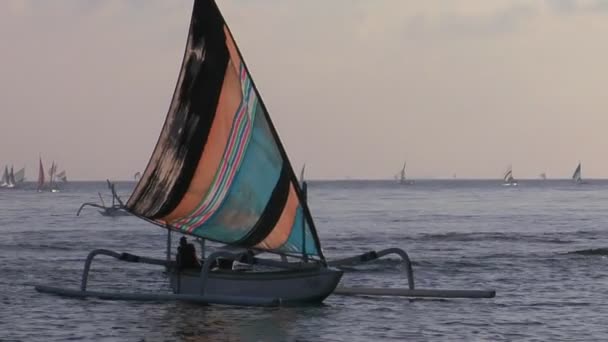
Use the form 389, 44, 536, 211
2, 180, 608, 341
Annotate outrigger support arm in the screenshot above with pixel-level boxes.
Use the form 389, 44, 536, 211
36, 248, 280, 307
328, 248, 415, 290
77, 202, 109, 216
328, 247, 496, 299
80, 249, 170, 291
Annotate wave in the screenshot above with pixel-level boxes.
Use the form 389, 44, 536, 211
409, 231, 574, 244
567, 248, 608, 256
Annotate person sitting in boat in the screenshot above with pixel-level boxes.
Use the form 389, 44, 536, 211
176, 236, 201, 270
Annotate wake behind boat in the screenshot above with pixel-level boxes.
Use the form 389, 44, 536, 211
37, 0, 494, 306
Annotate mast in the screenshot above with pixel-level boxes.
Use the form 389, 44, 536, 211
49, 161, 56, 190
37, 157, 45, 191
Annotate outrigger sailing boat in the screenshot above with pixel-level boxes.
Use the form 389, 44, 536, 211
572, 162, 585, 184
7, 166, 16, 188
502, 166, 518, 186
37, 0, 494, 306
48, 162, 60, 192
77, 180, 131, 217
0, 166, 11, 188
397, 161, 414, 185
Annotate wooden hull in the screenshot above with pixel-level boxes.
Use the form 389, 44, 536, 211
170, 267, 343, 304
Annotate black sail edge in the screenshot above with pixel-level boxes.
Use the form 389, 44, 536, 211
126, 0, 229, 218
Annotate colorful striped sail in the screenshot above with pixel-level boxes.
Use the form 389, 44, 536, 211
127, 0, 323, 259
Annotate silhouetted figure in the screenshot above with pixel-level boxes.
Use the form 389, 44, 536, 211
176, 237, 201, 270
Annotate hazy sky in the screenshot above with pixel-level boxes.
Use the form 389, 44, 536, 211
2, 0, 608, 180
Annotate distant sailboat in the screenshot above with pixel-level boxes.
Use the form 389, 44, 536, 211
539, 172, 547, 180
37, 158, 45, 192
572, 162, 585, 184
6, 166, 16, 188
397, 161, 414, 185
0, 166, 8, 187
134, 172, 141, 181
14, 167, 25, 183
502, 166, 518, 186
56, 170, 67, 183
48, 162, 60, 192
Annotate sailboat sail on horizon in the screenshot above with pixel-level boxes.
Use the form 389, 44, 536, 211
0, 166, 8, 187
48, 162, 60, 192
397, 161, 414, 185
572, 162, 584, 184
502, 166, 518, 186
7, 166, 16, 188
37, 158, 45, 192
14, 167, 25, 183
56, 170, 67, 183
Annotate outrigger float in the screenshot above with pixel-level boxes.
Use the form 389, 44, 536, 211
36, 0, 494, 306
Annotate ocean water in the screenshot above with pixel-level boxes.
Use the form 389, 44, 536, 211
2, 180, 608, 341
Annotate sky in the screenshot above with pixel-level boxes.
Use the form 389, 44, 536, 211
1, 0, 608, 180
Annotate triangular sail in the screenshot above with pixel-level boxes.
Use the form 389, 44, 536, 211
0, 166, 7, 186
572, 163, 582, 182
503, 167, 514, 182
127, 0, 324, 259
399, 162, 406, 183
37, 158, 45, 191
48, 162, 57, 189
14, 168, 25, 183
56, 170, 67, 182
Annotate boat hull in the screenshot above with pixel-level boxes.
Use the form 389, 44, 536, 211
170, 266, 343, 304
99, 208, 131, 217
